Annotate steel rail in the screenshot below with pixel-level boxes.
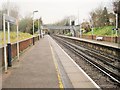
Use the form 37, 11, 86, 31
52, 36, 120, 84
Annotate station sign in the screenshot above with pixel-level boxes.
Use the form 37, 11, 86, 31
4, 14, 16, 24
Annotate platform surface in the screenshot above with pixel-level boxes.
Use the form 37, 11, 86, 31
2, 36, 59, 88
48, 35, 99, 88
2, 35, 99, 89
58, 35, 120, 49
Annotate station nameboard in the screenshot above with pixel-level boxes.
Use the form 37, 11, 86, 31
4, 14, 16, 24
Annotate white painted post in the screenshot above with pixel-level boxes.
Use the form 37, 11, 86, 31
32, 13, 35, 45
33, 19, 34, 36
7, 2, 10, 44
80, 24, 82, 38
7, 22, 10, 43
91, 18, 94, 40
41, 25, 43, 38
16, 19, 19, 60
69, 18, 72, 36
3, 14, 8, 73
38, 19, 40, 39
92, 28, 94, 35
111, 30, 113, 42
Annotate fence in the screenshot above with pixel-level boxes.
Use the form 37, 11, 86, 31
80, 35, 119, 43
0, 35, 39, 68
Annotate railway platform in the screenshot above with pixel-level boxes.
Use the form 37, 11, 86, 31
58, 35, 120, 49
2, 35, 100, 89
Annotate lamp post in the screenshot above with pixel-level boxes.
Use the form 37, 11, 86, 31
90, 17, 94, 40
79, 23, 82, 38
113, 1, 120, 43
38, 18, 40, 39
33, 10, 38, 45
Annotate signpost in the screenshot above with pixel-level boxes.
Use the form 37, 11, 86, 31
16, 19, 19, 60
3, 14, 19, 72
3, 14, 8, 73
4, 14, 16, 24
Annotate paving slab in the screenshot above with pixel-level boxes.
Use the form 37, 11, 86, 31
48, 35, 100, 88
2, 36, 59, 88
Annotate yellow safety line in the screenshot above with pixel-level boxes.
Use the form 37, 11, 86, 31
49, 42, 64, 89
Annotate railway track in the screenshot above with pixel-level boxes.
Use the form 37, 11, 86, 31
52, 35, 120, 86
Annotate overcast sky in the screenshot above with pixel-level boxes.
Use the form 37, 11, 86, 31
0, 0, 113, 24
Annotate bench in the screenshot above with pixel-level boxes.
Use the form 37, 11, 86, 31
96, 36, 103, 41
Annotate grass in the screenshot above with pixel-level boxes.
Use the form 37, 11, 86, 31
84, 26, 117, 37
65, 32, 72, 36
0, 31, 33, 45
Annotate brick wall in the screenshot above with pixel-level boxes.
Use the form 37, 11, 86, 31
0, 36, 39, 68
81, 35, 119, 43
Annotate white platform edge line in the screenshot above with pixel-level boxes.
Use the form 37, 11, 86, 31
50, 36, 101, 89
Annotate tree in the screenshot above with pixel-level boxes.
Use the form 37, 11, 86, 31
2, 2, 19, 18
89, 5, 114, 27
1, 2, 20, 31
19, 16, 42, 34
81, 21, 91, 32
19, 16, 33, 34
89, 12, 96, 27
89, 6, 103, 27
53, 16, 76, 26
101, 7, 109, 26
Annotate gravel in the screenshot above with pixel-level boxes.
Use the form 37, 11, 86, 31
54, 38, 120, 89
